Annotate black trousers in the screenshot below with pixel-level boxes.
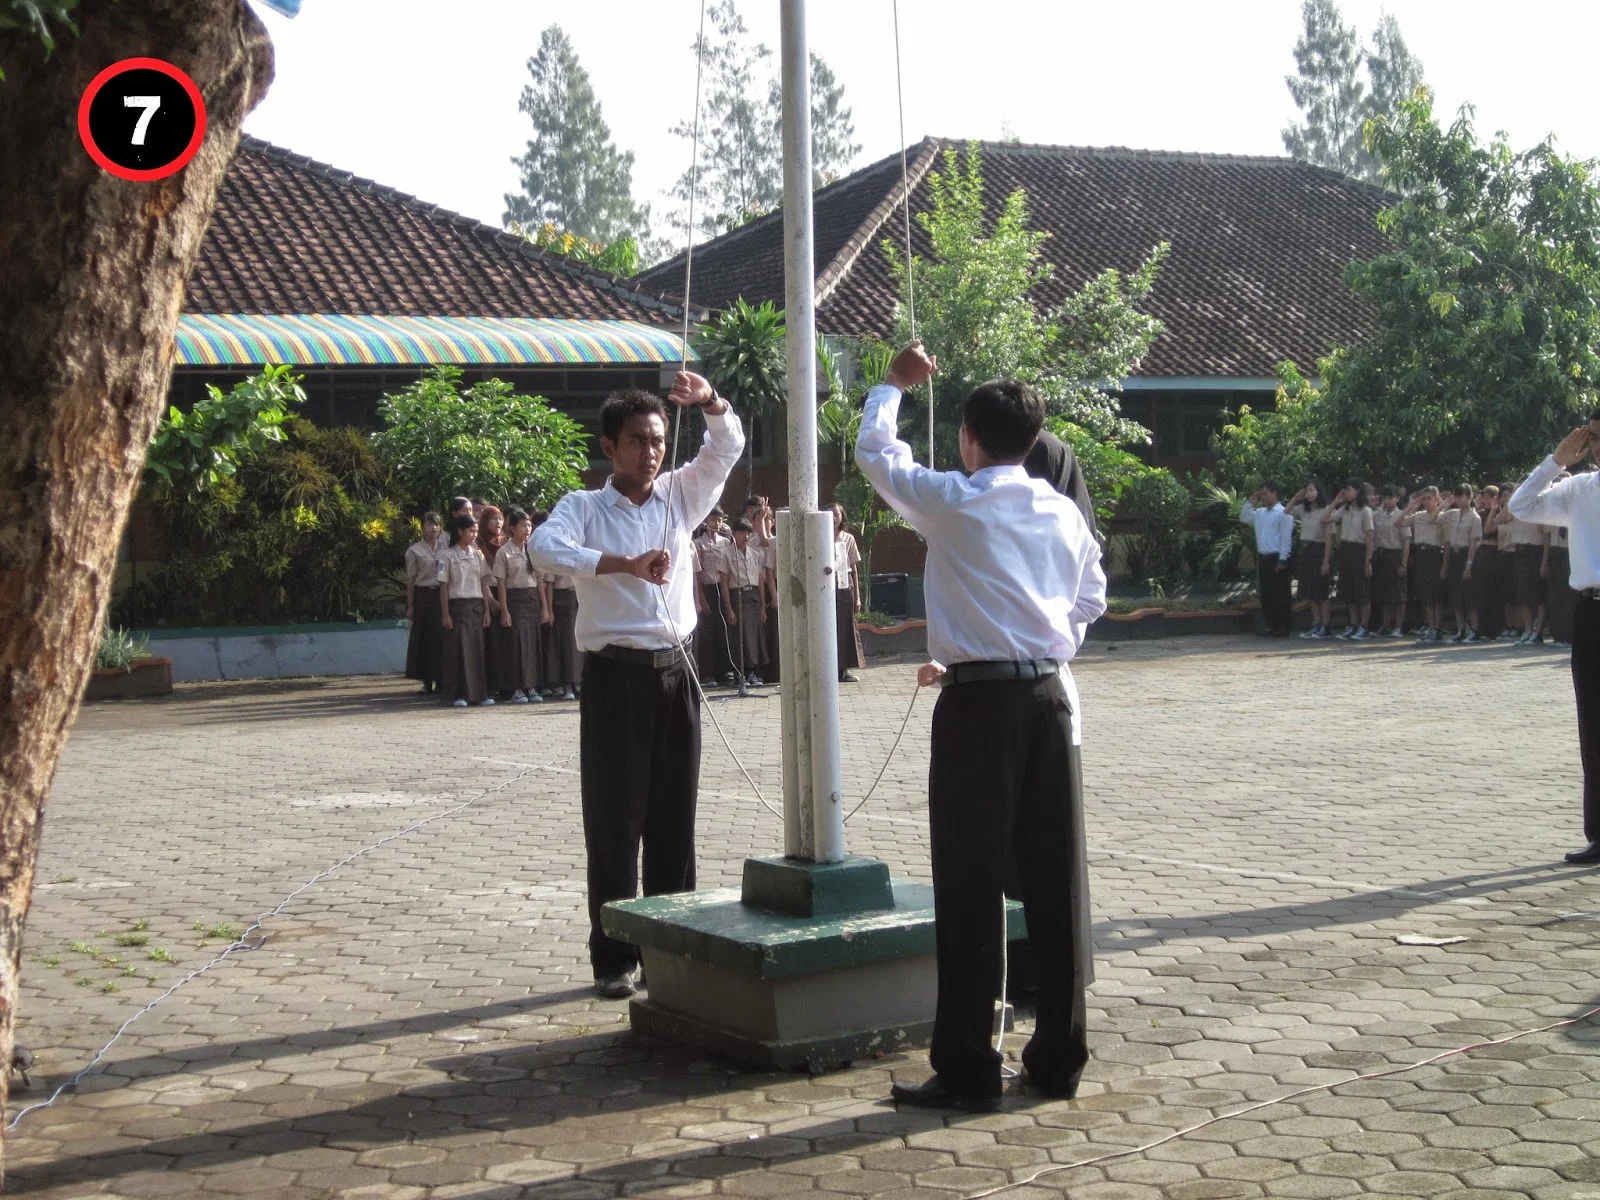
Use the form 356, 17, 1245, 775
928, 674, 1090, 1096
1258, 553, 1291, 633
697, 582, 734, 680
579, 652, 701, 976
1570, 596, 1600, 844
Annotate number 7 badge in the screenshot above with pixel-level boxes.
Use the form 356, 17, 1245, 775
78, 58, 207, 182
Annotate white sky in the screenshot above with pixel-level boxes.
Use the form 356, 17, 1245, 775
244, 0, 1600, 238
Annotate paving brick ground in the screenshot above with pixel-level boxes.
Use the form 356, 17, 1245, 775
8, 634, 1600, 1199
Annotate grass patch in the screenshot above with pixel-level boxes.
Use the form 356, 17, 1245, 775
99, 982, 120, 994
147, 948, 176, 963
196, 922, 240, 942
120, 967, 139, 977
53, 874, 78, 884
131, 919, 150, 932
68, 941, 97, 956
40, 955, 61, 968
74, 977, 94, 988
114, 933, 149, 947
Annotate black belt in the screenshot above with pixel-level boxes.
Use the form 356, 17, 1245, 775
732, 585, 760, 595
945, 659, 1060, 686
1581, 588, 1600, 600
594, 642, 691, 670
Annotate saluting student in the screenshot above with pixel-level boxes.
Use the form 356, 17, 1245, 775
1288, 482, 1333, 638
693, 509, 734, 685
1327, 481, 1375, 639
720, 517, 769, 686
858, 342, 1107, 1112
831, 503, 865, 683
437, 513, 495, 708
1509, 421, 1600, 865
760, 502, 783, 684
493, 506, 547, 704
1440, 484, 1484, 642
1500, 495, 1551, 645
1402, 488, 1446, 642
530, 373, 744, 997
404, 511, 447, 693
1371, 487, 1409, 637
1239, 482, 1294, 636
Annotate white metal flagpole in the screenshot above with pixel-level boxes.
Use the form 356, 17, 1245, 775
778, 0, 843, 863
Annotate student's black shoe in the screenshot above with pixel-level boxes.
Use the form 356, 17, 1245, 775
839, 671, 859, 683
594, 970, 638, 999
1018, 1068, 1081, 1100
889, 1075, 1002, 1113
1563, 841, 1600, 865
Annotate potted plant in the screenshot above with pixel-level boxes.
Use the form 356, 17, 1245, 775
84, 627, 172, 701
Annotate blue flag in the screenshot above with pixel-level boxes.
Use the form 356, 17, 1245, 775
255, 0, 302, 15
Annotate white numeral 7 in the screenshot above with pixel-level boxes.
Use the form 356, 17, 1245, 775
124, 95, 161, 145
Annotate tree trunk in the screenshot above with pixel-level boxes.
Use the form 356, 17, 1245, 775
0, 0, 272, 1165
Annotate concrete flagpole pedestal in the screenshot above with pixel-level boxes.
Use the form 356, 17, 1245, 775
600, 0, 1024, 1071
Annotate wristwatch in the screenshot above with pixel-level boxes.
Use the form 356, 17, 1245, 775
699, 390, 723, 410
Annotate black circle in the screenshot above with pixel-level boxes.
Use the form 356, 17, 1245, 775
85, 67, 197, 173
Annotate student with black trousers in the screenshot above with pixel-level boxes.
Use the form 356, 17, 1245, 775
858, 342, 1107, 1111
1509, 420, 1600, 866
530, 375, 744, 997
1239, 483, 1294, 635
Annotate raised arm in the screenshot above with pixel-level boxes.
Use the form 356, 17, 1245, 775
1509, 439, 1586, 527
662, 371, 746, 531
855, 343, 960, 534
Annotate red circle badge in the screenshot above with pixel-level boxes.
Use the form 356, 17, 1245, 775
78, 57, 207, 182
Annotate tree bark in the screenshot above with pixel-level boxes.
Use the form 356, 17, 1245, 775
0, 0, 272, 1164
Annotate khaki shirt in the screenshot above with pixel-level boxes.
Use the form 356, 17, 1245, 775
437, 544, 489, 600
833, 532, 861, 592
1439, 507, 1482, 551
1405, 510, 1446, 548
1372, 508, 1408, 551
1333, 505, 1374, 545
694, 531, 730, 584
1290, 503, 1331, 543
721, 541, 766, 590
1499, 516, 1549, 548
405, 538, 444, 587
493, 540, 541, 590
541, 570, 575, 591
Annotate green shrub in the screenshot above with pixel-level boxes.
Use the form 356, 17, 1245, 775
1122, 469, 1190, 582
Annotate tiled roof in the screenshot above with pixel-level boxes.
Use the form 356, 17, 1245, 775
186, 137, 697, 326
638, 138, 1390, 378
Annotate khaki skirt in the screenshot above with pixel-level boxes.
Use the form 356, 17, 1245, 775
501, 586, 544, 693
442, 597, 488, 704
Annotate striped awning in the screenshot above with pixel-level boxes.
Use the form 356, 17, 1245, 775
174, 313, 691, 368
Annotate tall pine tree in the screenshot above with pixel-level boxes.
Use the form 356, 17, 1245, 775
1282, 0, 1426, 184
665, 0, 860, 240
504, 25, 649, 244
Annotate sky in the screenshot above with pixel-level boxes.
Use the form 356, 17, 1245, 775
243, 0, 1600, 243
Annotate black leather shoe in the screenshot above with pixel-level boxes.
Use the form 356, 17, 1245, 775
1563, 841, 1600, 865
1019, 1068, 1081, 1099
890, 1075, 1001, 1112
595, 970, 638, 999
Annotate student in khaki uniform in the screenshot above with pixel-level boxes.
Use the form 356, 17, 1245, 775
1326, 481, 1375, 639
760, 503, 783, 684
1440, 484, 1484, 642
1370, 487, 1408, 637
830, 503, 865, 681
1471, 487, 1505, 640
1547, 517, 1577, 646
437, 513, 495, 707
1490, 486, 1522, 640
1287, 482, 1333, 637
693, 510, 735, 685
719, 517, 769, 686
1402, 487, 1446, 642
404, 512, 447, 693
493, 506, 548, 703
534, 508, 582, 702
1500, 495, 1552, 645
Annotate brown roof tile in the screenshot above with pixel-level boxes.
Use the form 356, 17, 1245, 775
186, 137, 696, 325
638, 138, 1389, 378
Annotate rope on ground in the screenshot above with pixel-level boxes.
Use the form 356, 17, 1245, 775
964, 1001, 1600, 1199
842, 680, 921, 822
6, 744, 580, 1132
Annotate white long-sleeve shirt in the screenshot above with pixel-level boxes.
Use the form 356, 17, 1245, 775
1509, 456, 1600, 589
530, 407, 744, 651
855, 384, 1107, 743
1238, 500, 1294, 557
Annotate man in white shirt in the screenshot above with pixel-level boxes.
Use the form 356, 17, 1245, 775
1509, 418, 1600, 865
857, 342, 1107, 1112
1239, 483, 1295, 636
531, 375, 744, 997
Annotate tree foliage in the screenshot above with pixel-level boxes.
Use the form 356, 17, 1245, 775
503, 24, 650, 245
694, 298, 787, 491
144, 365, 304, 497
0, 0, 77, 80
665, 0, 859, 238
883, 142, 1167, 462
507, 219, 640, 277
819, 338, 903, 580
1282, 0, 1423, 183
371, 366, 589, 515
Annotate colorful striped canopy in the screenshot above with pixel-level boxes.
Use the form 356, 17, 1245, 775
175, 313, 691, 368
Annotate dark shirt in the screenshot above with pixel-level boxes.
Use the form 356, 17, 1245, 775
1024, 429, 1097, 536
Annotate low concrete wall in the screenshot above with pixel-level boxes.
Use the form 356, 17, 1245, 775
141, 621, 409, 683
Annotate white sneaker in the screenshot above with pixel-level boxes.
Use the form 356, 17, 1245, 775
1337, 626, 1356, 640
529, 691, 544, 703
562, 686, 577, 701
452, 699, 468, 708
512, 690, 529, 704
1352, 627, 1369, 640
480, 698, 496, 707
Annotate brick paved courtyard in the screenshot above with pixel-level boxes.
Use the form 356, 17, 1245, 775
9, 635, 1600, 1199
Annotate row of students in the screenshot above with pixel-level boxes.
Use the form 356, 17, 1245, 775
403, 499, 582, 707
1242, 477, 1580, 644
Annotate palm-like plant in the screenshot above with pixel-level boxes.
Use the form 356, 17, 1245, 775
694, 298, 787, 494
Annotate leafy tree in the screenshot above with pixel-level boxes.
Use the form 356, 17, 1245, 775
1209, 363, 1336, 493
1282, 0, 1424, 184
694, 298, 787, 494
819, 338, 902, 581
371, 367, 589, 514
666, 0, 859, 238
144, 365, 304, 497
1122, 468, 1192, 585
507, 219, 640, 277
883, 142, 1167, 463
504, 24, 650, 245
1318, 93, 1600, 483
1045, 417, 1149, 529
